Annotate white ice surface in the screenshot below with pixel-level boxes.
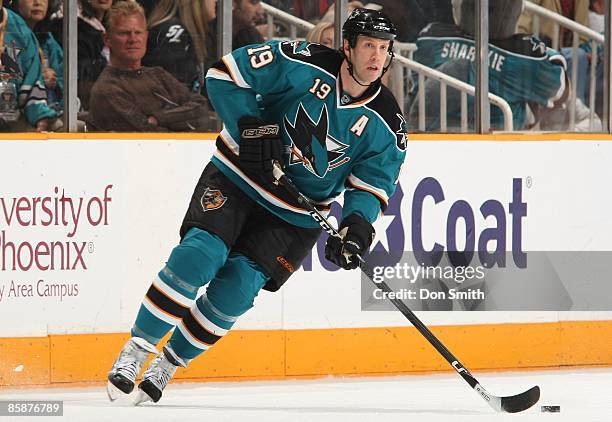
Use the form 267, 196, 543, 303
0, 368, 610, 422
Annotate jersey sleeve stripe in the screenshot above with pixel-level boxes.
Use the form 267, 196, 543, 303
214, 149, 332, 213
207, 57, 230, 74
347, 174, 389, 205
206, 67, 233, 82
25, 99, 49, 107
219, 126, 239, 154
547, 53, 568, 108
222, 54, 252, 89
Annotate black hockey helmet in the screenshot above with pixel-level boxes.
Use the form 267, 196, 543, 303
341, 8, 397, 87
342, 8, 397, 49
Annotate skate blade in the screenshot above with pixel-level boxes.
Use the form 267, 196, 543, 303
106, 381, 126, 402
133, 390, 153, 406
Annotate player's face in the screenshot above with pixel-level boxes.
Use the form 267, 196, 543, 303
105, 13, 148, 69
347, 36, 391, 84
18, 0, 48, 27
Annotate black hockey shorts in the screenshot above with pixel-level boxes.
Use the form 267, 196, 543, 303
180, 162, 322, 292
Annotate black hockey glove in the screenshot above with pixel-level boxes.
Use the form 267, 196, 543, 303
238, 116, 283, 183
325, 214, 375, 270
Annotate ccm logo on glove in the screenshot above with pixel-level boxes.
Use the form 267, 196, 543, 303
241, 125, 279, 138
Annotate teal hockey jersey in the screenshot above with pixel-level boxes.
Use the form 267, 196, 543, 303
0, 8, 56, 126
206, 40, 407, 229
414, 23, 569, 130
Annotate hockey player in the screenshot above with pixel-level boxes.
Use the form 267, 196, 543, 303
107, 8, 407, 404
411, 0, 569, 131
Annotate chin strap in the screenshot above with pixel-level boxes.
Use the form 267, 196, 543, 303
342, 49, 373, 87
381, 50, 395, 77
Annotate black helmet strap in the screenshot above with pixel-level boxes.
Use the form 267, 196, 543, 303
343, 48, 372, 87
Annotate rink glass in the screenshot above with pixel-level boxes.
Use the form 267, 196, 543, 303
20, 0, 610, 134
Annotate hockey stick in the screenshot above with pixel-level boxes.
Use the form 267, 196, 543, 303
272, 164, 540, 413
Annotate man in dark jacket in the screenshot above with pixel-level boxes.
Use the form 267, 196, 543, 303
375, 0, 453, 42
88, 1, 211, 131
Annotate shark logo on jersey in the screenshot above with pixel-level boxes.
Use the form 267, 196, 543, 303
286, 41, 312, 57
526, 36, 547, 55
0, 44, 24, 80
284, 103, 349, 178
395, 113, 408, 151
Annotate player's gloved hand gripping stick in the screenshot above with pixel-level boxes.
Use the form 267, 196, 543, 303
272, 163, 540, 414
238, 116, 283, 184
325, 214, 375, 270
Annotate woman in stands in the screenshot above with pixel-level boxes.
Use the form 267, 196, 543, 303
306, 20, 334, 48
9, 0, 64, 115
143, 0, 217, 93
50, 0, 114, 111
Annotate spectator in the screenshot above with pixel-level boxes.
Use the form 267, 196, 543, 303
573, 0, 605, 120
206, 0, 265, 68
518, 0, 589, 48
9, 0, 64, 115
320, 1, 365, 22
546, 0, 604, 129
264, 0, 292, 13
88, 0, 212, 131
0, 6, 56, 131
293, 0, 332, 22
411, 0, 570, 131
588, 0, 604, 31
430, 0, 453, 23
50, 0, 113, 110
373, 0, 453, 42
535, 0, 604, 129
135, 0, 156, 17
232, 0, 265, 47
144, 0, 217, 91
306, 20, 334, 48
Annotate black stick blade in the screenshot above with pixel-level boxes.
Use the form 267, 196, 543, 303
500, 385, 540, 413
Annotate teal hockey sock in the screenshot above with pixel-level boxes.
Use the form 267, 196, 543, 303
131, 228, 229, 345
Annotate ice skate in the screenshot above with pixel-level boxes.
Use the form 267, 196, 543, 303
106, 337, 158, 401
134, 344, 186, 405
